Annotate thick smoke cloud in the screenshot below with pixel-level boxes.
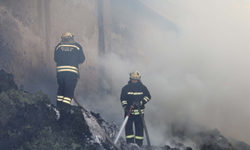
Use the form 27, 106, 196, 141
161, 0, 250, 144
78, 0, 250, 147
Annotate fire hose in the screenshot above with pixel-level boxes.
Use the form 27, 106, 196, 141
114, 102, 151, 149
114, 105, 134, 144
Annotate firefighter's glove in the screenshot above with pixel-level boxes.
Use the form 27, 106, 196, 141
123, 105, 129, 113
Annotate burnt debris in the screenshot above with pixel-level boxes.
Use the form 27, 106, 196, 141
0, 69, 248, 150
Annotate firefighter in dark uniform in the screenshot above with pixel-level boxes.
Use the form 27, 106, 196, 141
54, 32, 85, 110
120, 71, 151, 146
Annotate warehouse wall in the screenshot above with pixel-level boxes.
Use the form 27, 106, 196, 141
0, 0, 103, 103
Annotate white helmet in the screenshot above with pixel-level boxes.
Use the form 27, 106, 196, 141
130, 71, 141, 80
61, 32, 73, 39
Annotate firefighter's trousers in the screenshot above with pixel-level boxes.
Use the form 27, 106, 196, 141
125, 114, 144, 146
56, 72, 78, 109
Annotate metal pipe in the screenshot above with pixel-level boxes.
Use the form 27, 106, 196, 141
136, 103, 151, 149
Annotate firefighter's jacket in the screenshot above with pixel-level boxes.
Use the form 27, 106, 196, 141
120, 80, 151, 115
54, 42, 85, 75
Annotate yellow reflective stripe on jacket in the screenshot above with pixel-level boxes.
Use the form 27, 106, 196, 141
127, 92, 143, 95
57, 66, 78, 74
135, 136, 144, 140
57, 69, 78, 74
122, 101, 127, 105
56, 45, 80, 50
57, 66, 77, 70
126, 135, 134, 139
134, 92, 143, 95
143, 96, 150, 103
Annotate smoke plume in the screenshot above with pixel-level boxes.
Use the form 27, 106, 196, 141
77, 0, 250, 147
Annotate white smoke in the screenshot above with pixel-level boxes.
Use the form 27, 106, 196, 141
77, 0, 250, 147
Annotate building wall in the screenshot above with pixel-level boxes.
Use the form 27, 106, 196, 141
0, 0, 101, 103
0, 0, 176, 102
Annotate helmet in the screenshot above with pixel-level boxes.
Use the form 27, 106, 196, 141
61, 32, 73, 39
130, 71, 141, 80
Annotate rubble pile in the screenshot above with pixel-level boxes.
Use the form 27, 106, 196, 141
0, 69, 249, 150
0, 69, 94, 150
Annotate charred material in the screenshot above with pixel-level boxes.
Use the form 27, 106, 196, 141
0, 69, 247, 150
171, 122, 238, 150
0, 69, 18, 93
0, 69, 94, 150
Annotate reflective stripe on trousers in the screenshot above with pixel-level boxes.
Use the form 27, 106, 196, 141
126, 135, 134, 139
135, 136, 144, 139
57, 95, 64, 101
62, 97, 71, 104
131, 109, 144, 115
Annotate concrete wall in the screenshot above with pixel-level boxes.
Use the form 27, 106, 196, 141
0, 0, 101, 103
0, 0, 177, 103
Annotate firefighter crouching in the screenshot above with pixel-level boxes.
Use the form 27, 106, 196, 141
54, 32, 85, 111
120, 71, 151, 146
